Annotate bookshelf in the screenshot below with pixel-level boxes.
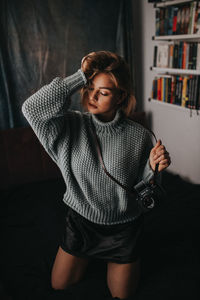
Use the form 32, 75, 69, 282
151, 66, 200, 75
155, 0, 193, 8
150, 0, 200, 112
153, 34, 200, 40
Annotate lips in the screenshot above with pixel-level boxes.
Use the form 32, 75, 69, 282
88, 102, 98, 109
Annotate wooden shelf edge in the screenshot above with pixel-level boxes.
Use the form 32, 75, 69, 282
151, 67, 200, 75
153, 34, 200, 41
155, 0, 193, 8
150, 99, 199, 113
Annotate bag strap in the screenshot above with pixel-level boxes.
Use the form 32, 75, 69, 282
90, 120, 159, 196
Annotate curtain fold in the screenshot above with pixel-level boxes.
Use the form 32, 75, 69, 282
0, 0, 135, 129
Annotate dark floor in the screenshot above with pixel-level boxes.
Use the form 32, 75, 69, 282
0, 171, 200, 300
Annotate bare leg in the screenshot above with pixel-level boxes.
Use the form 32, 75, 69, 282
107, 259, 141, 299
51, 246, 89, 290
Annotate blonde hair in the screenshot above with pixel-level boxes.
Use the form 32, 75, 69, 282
80, 51, 136, 118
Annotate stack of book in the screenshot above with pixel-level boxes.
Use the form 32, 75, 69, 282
153, 41, 200, 69
151, 74, 200, 109
156, 1, 200, 36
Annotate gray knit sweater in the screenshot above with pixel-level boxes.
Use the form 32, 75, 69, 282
22, 69, 154, 225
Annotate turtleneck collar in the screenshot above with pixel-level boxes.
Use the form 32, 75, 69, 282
90, 110, 126, 136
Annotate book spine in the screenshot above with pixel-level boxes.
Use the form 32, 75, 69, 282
191, 1, 197, 34
155, 9, 160, 36
196, 43, 200, 69
172, 7, 178, 34
195, 76, 200, 109
182, 42, 187, 69
178, 42, 183, 69
188, 43, 193, 69
192, 42, 198, 69
185, 76, 190, 108
170, 76, 176, 104
153, 46, 158, 67
157, 77, 161, 101
188, 2, 194, 34
168, 7, 173, 35
181, 76, 188, 107
193, 1, 199, 33
195, 2, 200, 34
168, 77, 172, 103
192, 76, 198, 109
176, 7, 181, 34
186, 43, 190, 69
184, 5, 190, 34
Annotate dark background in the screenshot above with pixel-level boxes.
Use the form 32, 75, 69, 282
0, 0, 135, 129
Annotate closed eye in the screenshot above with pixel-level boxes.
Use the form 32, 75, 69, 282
100, 92, 109, 96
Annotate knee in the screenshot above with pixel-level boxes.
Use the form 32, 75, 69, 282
51, 275, 71, 290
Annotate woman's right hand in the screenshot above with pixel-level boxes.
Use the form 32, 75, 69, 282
81, 52, 95, 78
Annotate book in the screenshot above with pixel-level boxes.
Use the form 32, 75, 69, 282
170, 76, 176, 104
155, 9, 160, 36
193, 76, 199, 109
191, 1, 197, 34
188, 75, 195, 108
188, 2, 195, 34
178, 76, 183, 105
172, 7, 178, 35
196, 43, 200, 69
195, 76, 200, 109
168, 44, 174, 68
193, 1, 200, 33
160, 8, 165, 36
188, 43, 193, 69
192, 42, 198, 69
185, 43, 190, 69
153, 46, 158, 67
176, 7, 182, 34
157, 77, 161, 100
184, 5, 191, 34
178, 41, 183, 68
156, 44, 169, 68
168, 6, 174, 35
195, 2, 200, 33
173, 43, 179, 68
181, 76, 188, 107
185, 76, 190, 108
180, 6, 186, 34
182, 42, 187, 69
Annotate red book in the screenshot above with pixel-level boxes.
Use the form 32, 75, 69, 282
172, 7, 178, 34
157, 78, 161, 100
182, 42, 187, 69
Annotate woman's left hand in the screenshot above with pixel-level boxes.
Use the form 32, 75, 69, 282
149, 140, 171, 172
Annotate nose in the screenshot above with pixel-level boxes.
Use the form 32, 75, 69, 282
89, 90, 99, 101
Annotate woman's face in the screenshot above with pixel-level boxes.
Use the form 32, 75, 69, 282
86, 72, 122, 122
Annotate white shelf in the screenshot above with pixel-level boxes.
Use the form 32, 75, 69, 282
155, 0, 193, 8
153, 34, 200, 41
151, 67, 200, 75
150, 99, 197, 112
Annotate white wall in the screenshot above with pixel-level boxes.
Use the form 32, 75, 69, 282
133, 0, 200, 184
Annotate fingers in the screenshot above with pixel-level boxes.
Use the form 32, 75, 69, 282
150, 140, 171, 172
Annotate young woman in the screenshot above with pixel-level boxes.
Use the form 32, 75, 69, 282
22, 51, 171, 300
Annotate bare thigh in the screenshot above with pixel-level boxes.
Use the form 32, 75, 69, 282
107, 259, 141, 299
51, 246, 89, 290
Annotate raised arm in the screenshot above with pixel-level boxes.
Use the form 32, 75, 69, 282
22, 69, 87, 161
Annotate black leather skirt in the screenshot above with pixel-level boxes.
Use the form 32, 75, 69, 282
60, 206, 144, 264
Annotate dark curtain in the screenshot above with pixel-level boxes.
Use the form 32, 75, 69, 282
0, 0, 135, 129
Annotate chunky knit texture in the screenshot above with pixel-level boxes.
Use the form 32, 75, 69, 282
22, 69, 154, 225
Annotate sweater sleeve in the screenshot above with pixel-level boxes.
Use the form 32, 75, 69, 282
138, 130, 161, 184
22, 69, 87, 162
